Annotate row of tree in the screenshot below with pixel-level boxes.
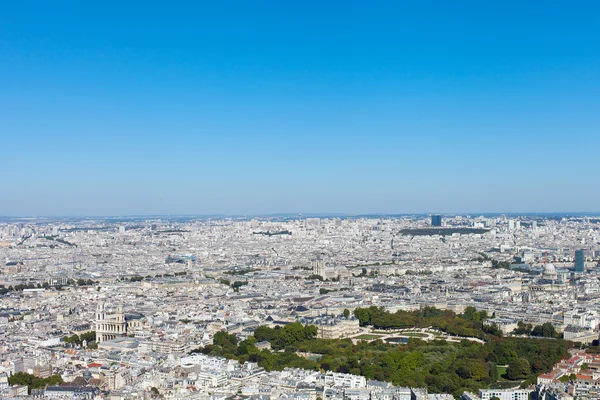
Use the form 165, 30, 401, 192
0, 283, 51, 294
1, 279, 97, 294
513, 321, 558, 338
75, 279, 97, 286
353, 306, 493, 339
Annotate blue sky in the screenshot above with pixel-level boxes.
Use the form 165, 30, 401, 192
1, 1, 599, 215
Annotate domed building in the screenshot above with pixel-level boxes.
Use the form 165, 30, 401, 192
542, 263, 558, 281
528, 262, 566, 292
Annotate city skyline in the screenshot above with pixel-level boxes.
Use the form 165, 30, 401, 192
2, 211, 600, 219
3, 2, 599, 215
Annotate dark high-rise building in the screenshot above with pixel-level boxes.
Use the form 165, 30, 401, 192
431, 215, 442, 227
574, 249, 585, 272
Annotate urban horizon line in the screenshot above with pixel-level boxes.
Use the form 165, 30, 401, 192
2, 211, 600, 219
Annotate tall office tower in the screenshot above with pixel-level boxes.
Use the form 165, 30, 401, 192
508, 220, 515, 231
431, 215, 442, 227
118, 226, 126, 234
574, 249, 585, 272
532, 221, 538, 230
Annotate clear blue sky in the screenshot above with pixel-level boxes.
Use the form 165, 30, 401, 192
2, 1, 599, 216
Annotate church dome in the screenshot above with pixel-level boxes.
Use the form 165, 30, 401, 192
83, 369, 92, 382
542, 263, 559, 281
544, 263, 557, 275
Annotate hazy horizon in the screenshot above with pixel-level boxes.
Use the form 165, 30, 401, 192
2, 211, 600, 220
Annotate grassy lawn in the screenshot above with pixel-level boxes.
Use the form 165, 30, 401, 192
496, 365, 508, 380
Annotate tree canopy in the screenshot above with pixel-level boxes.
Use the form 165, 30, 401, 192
190, 314, 571, 398
9, 372, 63, 393
506, 357, 531, 380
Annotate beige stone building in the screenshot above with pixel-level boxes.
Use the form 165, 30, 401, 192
95, 303, 145, 343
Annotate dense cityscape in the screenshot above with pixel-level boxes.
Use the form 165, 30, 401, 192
1, 214, 600, 399
3, 1, 599, 399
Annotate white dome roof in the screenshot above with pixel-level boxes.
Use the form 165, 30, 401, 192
544, 263, 557, 275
